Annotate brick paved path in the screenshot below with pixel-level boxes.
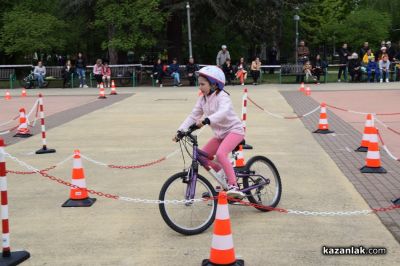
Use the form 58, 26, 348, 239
281, 91, 400, 242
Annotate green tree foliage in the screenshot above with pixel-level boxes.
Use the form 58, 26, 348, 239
337, 9, 391, 51
94, 0, 166, 63
0, 5, 65, 55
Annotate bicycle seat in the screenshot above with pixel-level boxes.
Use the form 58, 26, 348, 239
233, 139, 246, 151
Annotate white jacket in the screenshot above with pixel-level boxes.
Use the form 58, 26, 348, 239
179, 91, 244, 139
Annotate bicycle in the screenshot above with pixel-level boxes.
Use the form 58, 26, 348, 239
158, 124, 282, 235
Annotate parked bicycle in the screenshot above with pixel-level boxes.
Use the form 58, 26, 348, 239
159, 124, 282, 235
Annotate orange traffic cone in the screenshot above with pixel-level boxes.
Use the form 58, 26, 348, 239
110, 80, 117, 95
233, 145, 246, 168
313, 102, 334, 134
202, 191, 244, 266
62, 150, 96, 207
355, 114, 374, 152
13, 108, 32, 138
304, 86, 311, 96
299, 82, 305, 92
21, 88, 27, 97
5, 90, 11, 100
360, 127, 386, 173
98, 83, 107, 99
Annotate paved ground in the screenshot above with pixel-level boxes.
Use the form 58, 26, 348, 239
1, 84, 399, 265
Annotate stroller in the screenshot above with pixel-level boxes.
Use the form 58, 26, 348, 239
22, 67, 48, 89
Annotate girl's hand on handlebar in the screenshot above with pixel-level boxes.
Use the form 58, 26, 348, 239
195, 120, 204, 129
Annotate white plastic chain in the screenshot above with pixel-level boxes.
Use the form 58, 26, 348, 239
0, 118, 16, 127
287, 209, 372, 216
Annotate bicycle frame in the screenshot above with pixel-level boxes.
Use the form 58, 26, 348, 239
184, 134, 268, 200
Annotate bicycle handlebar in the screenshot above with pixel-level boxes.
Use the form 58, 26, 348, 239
175, 123, 200, 142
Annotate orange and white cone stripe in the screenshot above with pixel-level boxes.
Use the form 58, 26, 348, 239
70, 150, 88, 199
313, 103, 333, 134
305, 87, 311, 96
99, 83, 107, 99
15, 108, 31, 136
356, 114, 374, 152
21, 88, 27, 97
5, 91, 11, 100
360, 127, 386, 173
299, 82, 305, 92
208, 192, 236, 265
234, 145, 245, 168
110, 80, 117, 95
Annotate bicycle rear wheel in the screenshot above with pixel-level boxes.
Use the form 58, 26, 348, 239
242, 156, 282, 212
159, 172, 217, 235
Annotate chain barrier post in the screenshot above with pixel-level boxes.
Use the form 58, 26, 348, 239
36, 94, 56, 154
0, 138, 30, 264
241, 88, 253, 150
62, 150, 96, 207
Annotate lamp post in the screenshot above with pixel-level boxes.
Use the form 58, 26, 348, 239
294, 7, 300, 63
186, 2, 193, 58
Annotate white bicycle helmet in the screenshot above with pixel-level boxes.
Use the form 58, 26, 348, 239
197, 65, 225, 90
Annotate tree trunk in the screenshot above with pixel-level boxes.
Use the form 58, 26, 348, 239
108, 25, 118, 64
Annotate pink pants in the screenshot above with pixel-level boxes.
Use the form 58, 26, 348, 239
201, 132, 244, 186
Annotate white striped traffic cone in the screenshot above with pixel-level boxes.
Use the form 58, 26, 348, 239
98, 83, 107, 99
355, 114, 374, 152
360, 127, 386, 173
110, 80, 117, 95
13, 108, 32, 138
313, 103, 334, 134
62, 150, 96, 207
202, 191, 244, 266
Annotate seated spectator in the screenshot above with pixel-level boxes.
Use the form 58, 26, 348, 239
378, 46, 388, 61
169, 58, 182, 87
348, 53, 361, 82
222, 59, 235, 85
362, 49, 374, 65
303, 60, 317, 82
152, 58, 165, 87
312, 54, 327, 84
394, 51, 400, 80
93, 59, 103, 87
102, 62, 111, 88
34, 61, 46, 88
236, 57, 248, 85
250, 57, 262, 85
186, 57, 199, 86
62, 60, 73, 88
366, 54, 380, 82
379, 54, 390, 83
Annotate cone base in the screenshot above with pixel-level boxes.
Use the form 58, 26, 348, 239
242, 144, 253, 150
62, 197, 96, 207
355, 146, 368, 152
98, 96, 107, 99
360, 166, 387, 174
36, 147, 56, 154
13, 133, 32, 138
392, 198, 400, 205
110, 92, 118, 95
313, 129, 334, 134
0, 250, 30, 266
202, 259, 244, 266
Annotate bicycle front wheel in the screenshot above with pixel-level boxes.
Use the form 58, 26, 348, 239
242, 156, 282, 212
159, 172, 217, 235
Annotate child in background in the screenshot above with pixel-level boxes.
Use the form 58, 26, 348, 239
102, 62, 112, 88
93, 59, 103, 88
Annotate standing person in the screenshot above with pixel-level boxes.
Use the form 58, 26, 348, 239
62, 60, 73, 88
152, 58, 164, 87
386, 41, 396, 62
296, 40, 310, 82
235, 57, 248, 85
169, 58, 182, 87
338, 43, 349, 82
186, 57, 199, 86
379, 54, 390, 83
174, 66, 245, 198
268, 44, 278, 74
359, 42, 369, 59
102, 62, 112, 88
75, 52, 88, 88
93, 59, 103, 87
216, 45, 231, 67
34, 61, 46, 88
250, 57, 261, 85
222, 59, 235, 85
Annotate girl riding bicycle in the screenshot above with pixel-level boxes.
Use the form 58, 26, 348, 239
174, 66, 245, 198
